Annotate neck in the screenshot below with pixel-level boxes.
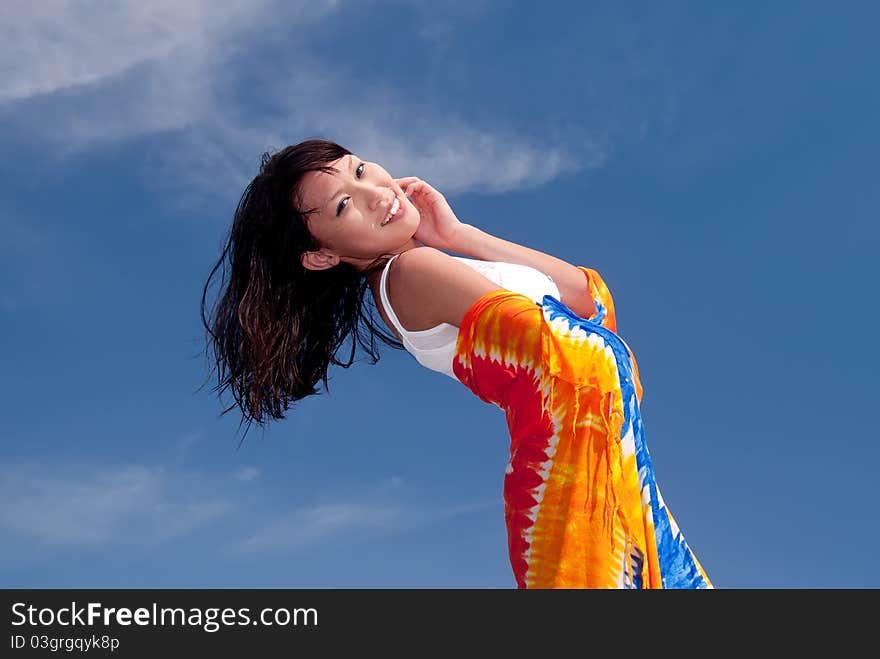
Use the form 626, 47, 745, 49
364, 237, 422, 289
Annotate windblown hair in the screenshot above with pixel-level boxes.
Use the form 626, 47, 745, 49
199, 138, 404, 442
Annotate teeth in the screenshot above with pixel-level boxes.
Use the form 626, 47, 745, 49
381, 197, 400, 226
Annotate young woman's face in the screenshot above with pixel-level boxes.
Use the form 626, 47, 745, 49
298, 154, 420, 271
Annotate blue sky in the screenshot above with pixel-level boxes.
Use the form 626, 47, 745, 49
1, 1, 877, 588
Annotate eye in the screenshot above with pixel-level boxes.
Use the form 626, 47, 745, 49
336, 163, 367, 216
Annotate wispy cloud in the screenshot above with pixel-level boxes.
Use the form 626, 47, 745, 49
150, 67, 594, 215
0, 462, 234, 549
229, 488, 500, 556
0, 0, 595, 209
0, 1, 254, 104
0, 0, 277, 154
234, 500, 407, 554
0, 459, 498, 560
232, 466, 261, 482
172, 429, 205, 466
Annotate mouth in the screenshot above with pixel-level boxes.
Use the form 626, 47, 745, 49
380, 195, 404, 226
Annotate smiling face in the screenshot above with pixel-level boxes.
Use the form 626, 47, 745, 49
298, 154, 420, 272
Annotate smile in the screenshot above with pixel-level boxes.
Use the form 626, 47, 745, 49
381, 196, 402, 226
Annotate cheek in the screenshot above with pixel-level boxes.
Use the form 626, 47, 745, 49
307, 216, 341, 249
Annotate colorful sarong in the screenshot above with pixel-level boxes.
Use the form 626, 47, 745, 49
452, 267, 712, 589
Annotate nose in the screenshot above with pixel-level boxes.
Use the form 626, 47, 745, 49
368, 184, 393, 211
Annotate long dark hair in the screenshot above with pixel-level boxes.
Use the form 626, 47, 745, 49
199, 138, 404, 443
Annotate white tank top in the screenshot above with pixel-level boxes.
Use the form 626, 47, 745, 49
378, 253, 562, 381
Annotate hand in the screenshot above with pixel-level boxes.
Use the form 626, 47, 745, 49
394, 177, 466, 251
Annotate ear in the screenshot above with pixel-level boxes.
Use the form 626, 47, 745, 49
301, 248, 339, 271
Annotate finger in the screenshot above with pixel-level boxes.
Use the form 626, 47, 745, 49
401, 180, 424, 197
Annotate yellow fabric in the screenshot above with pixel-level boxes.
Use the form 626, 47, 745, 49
452, 268, 712, 588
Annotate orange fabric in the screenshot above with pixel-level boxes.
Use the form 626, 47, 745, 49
452, 268, 711, 588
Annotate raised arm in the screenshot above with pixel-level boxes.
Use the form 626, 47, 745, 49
448, 224, 596, 319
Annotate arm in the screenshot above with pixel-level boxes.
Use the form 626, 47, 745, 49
391, 246, 505, 330
393, 176, 596, 319
448, 224, 596, 319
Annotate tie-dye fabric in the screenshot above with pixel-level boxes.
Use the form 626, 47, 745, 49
452, 267, 712, 589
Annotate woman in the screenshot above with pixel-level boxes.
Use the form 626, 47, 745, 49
201, 138, 713, 589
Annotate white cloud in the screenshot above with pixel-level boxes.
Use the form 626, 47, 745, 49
0, 462, 234, 548
230, 488, 500, 555
0, 0, 347, 152
0, 458, 496, 560
173, 429, 205, 465
0, 0, 593, 206
0, 0, 295, 104
234, 500, 406, 553
147, 55, 603, 214
232, 466, 261, 482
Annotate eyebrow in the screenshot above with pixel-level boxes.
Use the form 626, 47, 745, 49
324, 155, 357, 209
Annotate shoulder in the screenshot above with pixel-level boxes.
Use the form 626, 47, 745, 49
392, 246, 491, 289
389, 247, 504, 328
392, 245, 455, 269
391, 246, 472, 285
